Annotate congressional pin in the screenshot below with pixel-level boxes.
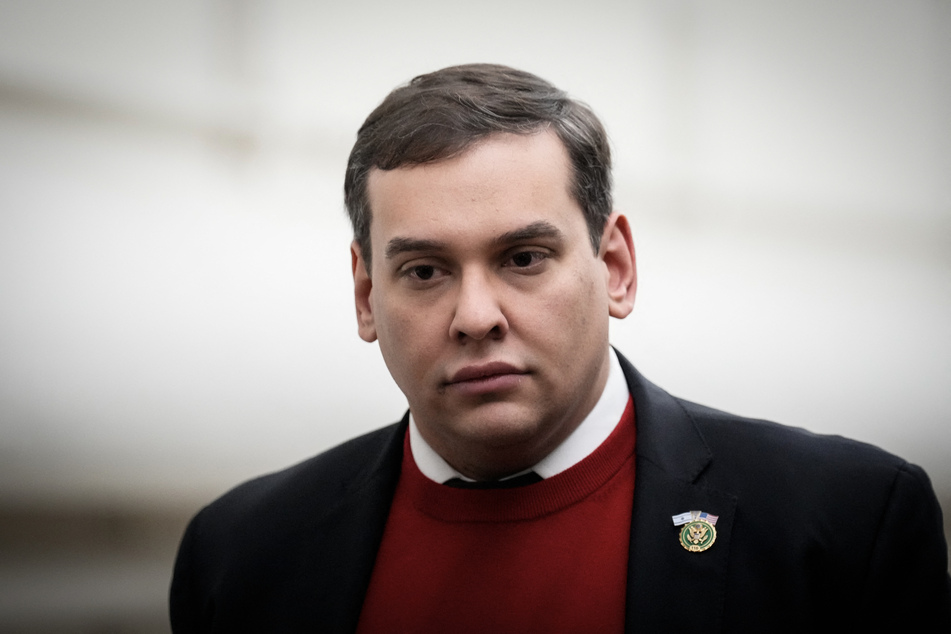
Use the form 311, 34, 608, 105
672, 510, 718, 553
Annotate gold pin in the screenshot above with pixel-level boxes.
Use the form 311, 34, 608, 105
672, 511, 718, 553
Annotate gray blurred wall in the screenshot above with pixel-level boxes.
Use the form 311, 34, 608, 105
0, 1, 948, 631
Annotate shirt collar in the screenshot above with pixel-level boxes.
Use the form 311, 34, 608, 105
409, 348, 630, 483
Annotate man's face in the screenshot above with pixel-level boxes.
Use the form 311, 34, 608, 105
352, 131, 635, 480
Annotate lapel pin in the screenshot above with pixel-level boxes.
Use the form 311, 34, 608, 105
672, 510, 718, 552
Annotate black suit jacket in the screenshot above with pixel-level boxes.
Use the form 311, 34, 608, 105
170, 353, 951, 632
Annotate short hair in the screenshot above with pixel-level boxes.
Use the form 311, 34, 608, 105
344, 63, 613, 269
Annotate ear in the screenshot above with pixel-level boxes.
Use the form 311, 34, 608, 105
599, 212, 637, 319
351, 241, 378, 342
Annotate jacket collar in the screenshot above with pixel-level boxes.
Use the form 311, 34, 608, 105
302, 413, 408, 632
617, 350, 737, 632
618, 350, 713, 482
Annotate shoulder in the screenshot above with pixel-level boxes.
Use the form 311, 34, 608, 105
172, 419, 405, 592
674, 397, 942, 544
618, 350, 934, 513
177, 419, 405, 564
678, 397, 912, 482
618, 349, 913, 491
682, 398, 900, 463
170, 419, 408, 629
195, 420, 405, 529
677, 399, 950, 625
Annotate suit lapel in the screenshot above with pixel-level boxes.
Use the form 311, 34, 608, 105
300, 415, 408, 632
618, 353, 737, 631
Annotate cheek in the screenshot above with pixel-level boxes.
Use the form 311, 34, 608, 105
373, 295, 441, 376
536, 267, 604, 333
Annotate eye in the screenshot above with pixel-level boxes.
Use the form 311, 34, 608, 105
410, 265, 436, 280
504, 250, 548, 270
399, 262, 448, 284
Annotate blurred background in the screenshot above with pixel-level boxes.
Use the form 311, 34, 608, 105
0, 0, 948, 631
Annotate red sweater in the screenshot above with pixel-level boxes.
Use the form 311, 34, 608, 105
357, 398, 636, 634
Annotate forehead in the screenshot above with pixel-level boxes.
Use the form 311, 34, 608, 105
365, 131, 580, 250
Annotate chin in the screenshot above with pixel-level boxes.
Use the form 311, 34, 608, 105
453, 408, 547, 448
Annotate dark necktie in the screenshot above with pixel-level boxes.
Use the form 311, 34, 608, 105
443, 471, 543, 489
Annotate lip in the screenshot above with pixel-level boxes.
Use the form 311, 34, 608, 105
445, 362, 528, 396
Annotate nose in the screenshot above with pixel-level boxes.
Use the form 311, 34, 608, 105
449, 270, 509, 342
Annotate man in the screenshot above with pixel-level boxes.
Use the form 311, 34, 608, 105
170, 64, 951, 632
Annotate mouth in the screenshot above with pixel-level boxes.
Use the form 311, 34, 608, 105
444, 362, 528, 396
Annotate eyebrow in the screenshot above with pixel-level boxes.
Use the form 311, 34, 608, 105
494, 221, 564, 245
385, 237, 447, 260
384, 220, 566, 260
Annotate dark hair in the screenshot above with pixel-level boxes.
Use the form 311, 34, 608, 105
344, 63, 612, 268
